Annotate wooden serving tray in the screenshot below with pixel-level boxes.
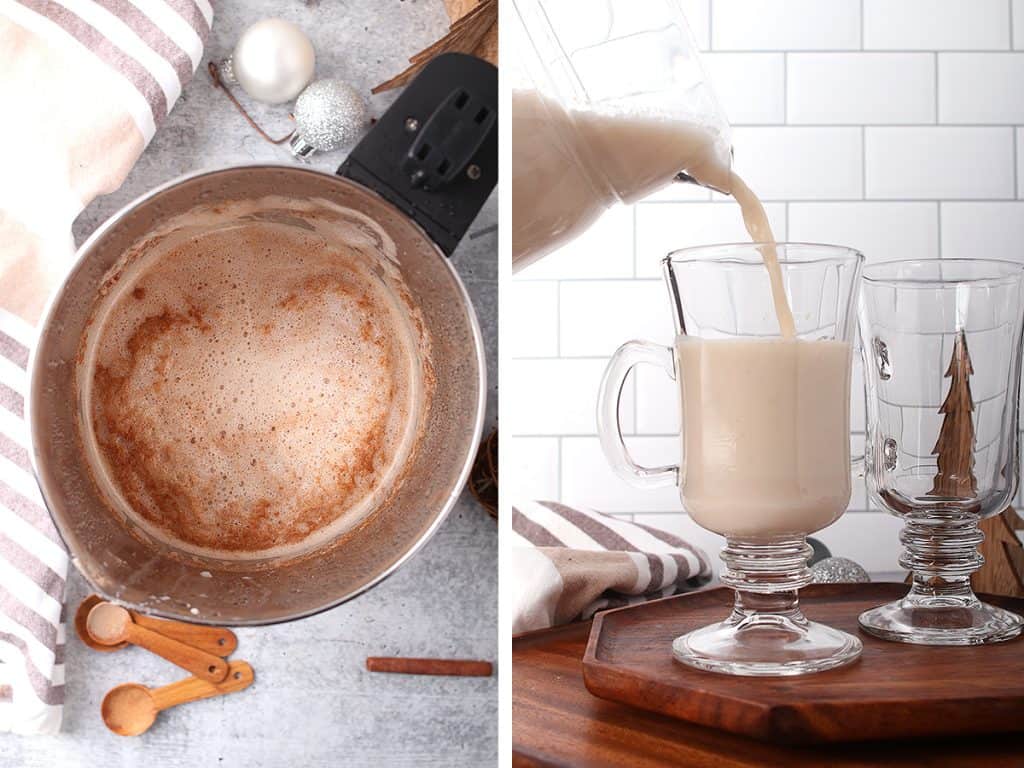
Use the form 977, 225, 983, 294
581, 583, 1024, 745
513, 612, 1024, 767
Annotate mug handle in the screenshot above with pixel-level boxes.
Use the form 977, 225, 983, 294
597, 340, 679, 488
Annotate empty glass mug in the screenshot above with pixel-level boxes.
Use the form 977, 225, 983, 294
598, 243, 864, 676
859, 259, 1024, 645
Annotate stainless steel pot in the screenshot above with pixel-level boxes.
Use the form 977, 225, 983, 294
27, 54, 496, 625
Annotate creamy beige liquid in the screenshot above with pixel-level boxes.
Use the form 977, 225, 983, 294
676, 337, 851, 536
512, 91, 729, 269
511, 90, 796, 336
727, 173, 796, 337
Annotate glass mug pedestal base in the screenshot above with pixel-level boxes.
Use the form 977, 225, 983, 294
673, 609, 863, 677
672, 537, 863, 676
859, 594, 1023, 646
858, 514, 1024, 645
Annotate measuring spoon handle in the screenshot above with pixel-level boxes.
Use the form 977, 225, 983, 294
126, 622, 230, 682
149, 661, 255, 712
130, 612, 238, 656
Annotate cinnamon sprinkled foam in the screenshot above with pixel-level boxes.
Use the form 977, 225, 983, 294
76, 197, 431, 560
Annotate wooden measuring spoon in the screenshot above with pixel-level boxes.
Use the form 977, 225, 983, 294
75, 595, 237, 656
102, 660, 254, 736
87, 603, 229, 683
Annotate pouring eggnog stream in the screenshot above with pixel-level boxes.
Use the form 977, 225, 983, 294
511, 91, 796, 337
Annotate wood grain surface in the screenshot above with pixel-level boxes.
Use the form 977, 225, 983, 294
975, 509, 1024, 597
513, 584, 1024, 767
582, 583, 1024, 744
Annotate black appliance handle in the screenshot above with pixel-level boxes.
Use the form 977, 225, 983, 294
338, 53, 497, 256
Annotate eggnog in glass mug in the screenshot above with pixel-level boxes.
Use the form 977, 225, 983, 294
598, 243, 865, 676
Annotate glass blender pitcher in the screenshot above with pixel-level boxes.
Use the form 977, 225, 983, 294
511, 0, 733, 270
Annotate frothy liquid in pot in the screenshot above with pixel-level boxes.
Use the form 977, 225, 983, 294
77, 198, 429, 560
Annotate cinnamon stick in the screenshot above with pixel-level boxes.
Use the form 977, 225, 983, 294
365, 656, 493, 677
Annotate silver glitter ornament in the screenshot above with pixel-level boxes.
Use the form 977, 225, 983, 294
289, 79, 367, 158
810, 556, 871, 584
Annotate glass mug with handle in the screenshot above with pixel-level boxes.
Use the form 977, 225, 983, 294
597, 243, 864, 676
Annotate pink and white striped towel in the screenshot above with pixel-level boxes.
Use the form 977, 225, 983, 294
0, 0, 209, 734
511, 501, 712, 634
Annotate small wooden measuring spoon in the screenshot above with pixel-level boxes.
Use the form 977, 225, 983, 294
75, 595, 237, 656
102, 660, 254, 736
87, 603, 229, 683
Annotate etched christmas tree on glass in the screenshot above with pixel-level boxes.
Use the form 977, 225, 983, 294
929, 330, 978, 499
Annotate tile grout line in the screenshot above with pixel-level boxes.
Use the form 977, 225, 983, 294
556, 436, 563, 501
554, 281, 561, 358
782, 52, 788, 123
861, 125, 867, 199
632, 204, 638, 279
1015, 128, 1020, 199
859, 0, 865, 50
1011, 0, 1016, 50
707, 0, 713, 51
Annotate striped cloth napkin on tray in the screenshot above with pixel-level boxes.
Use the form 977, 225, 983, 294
511, 500, 712, 634
0, 0, 209, 734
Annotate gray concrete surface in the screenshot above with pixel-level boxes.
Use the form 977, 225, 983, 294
0, 1, 497, 765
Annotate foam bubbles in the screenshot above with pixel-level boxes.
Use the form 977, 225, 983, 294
80, 205, 428, 559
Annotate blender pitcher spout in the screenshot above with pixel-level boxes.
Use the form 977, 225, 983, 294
675, 146, 736, 195
674, 170, 731, 195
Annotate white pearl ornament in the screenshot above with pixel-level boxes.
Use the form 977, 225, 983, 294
231, 18, 315, 104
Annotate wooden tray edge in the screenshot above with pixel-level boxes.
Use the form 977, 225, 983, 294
580, 584, 1024, 744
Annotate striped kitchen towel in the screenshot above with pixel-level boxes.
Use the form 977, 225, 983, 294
0, 0, 210, 734
511, 501, 712, 634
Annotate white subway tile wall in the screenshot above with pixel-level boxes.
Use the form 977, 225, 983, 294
863, 0, 1010, 51
865, 127, 1015, 199
939, 54, 1024, 123
702, 53, 786, 123
730, 126, 864, 199
510, 1, 1024, 574
940, 202, 1024, 259
787, 53, 935, 124
712, 0, 861, 50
